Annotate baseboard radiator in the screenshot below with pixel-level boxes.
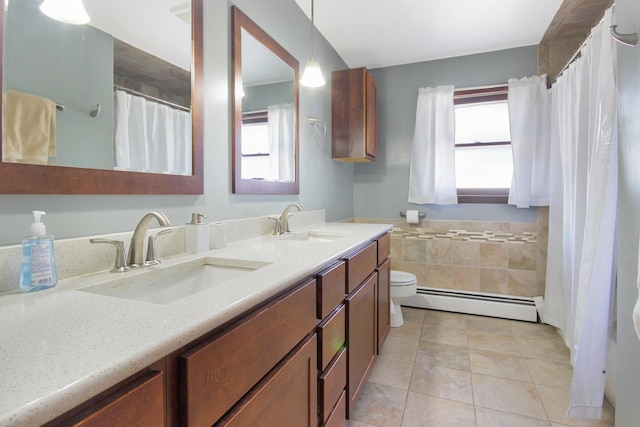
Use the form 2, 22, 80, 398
403, 287, 539, 322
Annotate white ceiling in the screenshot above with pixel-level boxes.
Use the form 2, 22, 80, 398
293, 0, 564, 69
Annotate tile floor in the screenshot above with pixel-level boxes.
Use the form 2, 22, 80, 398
347, 307, 615, 427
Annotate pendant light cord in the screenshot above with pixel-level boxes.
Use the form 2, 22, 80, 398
310, 0, 315, 57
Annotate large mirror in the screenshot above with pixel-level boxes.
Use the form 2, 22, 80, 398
0, 0, 203, 194
232, 7, 299, 194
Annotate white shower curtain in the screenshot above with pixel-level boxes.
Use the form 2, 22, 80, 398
544, 7, 617, 419
507, 74, 551, 207
267, 103, 295, 182
114, 90, 192, 175
408, 86, 457, 204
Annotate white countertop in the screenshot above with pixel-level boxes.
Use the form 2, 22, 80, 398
0, 222, 391, 427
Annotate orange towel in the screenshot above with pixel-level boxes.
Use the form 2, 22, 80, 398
2, 90, 56, 165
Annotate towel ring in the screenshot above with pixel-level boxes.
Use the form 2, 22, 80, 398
308, 117, 327, 138
610, 25, 638, 47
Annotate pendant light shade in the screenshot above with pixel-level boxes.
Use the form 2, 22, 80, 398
300, 0, 325, 87
300, 57, 325, 87
39, 0, 91, 25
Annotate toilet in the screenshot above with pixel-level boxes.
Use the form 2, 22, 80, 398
390, 270, 418, 327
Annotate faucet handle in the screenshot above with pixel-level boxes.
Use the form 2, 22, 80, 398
145, 229, 173, 266
269, 216, 283, 235
90, 238, 129, 272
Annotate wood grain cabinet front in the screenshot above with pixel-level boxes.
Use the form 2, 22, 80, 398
343, 241, 377, 294
318, 348, 347, 425
179, 279, 317, 427
217, 334, 318, 427
332, 67, 377, 162
345, 272, 378, 414
50, 370, 166, 427
316, 261, 346, 319
317, 304, 346, 371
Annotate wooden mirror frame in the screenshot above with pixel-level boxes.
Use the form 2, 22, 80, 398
0, 0, 203, 194
231, 6, 299, 194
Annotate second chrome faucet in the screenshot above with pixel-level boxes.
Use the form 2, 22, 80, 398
273, 203, 303, 235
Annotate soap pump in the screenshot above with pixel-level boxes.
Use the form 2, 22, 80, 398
19, 210, 58, 292
185, 212, 209, 254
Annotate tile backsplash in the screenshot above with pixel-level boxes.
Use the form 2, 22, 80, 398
352, 208, 549, 298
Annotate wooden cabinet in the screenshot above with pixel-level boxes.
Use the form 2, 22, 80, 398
376, 233, 391, 353
377, 258, 391, 354
45, 370, 166, 427
217, 334, 318, 427
179, 279, 317, 427
332, 67, 377, 162
316, 262, 347, 426
345, 273, 378, 414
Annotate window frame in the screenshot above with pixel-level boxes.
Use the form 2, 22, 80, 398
453, 85, 510, 204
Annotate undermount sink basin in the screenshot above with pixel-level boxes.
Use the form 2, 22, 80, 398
79, 257, 270, 305
280, 229, 352, 243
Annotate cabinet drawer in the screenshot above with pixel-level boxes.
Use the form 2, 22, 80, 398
323, 391, 346, 427
62, 371, 165, 427
377, 233, 390, 264
319, 348, 347, 424
317, 261, 346, 319
217, 334, 317, 427
317, 304, 345, 371
343, 242, 377, 293
180, 279, 317, 427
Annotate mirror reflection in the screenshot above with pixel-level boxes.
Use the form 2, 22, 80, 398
240, 29, 295, 182
232, 7, 299, 194
2, 0, 192, 175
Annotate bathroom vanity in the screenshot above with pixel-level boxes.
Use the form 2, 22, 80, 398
0, 220, 391, 427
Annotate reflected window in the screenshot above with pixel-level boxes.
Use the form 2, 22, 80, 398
241, 113, 270, 180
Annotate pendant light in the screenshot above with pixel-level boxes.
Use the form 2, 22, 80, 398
300, 0, 325, 88
39, 0, 91, 25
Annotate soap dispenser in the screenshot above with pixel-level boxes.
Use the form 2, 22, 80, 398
19, 210, 57, 292
185, 213, 209, 254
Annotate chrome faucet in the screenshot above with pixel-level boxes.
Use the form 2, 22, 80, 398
127, 212, 171, 268
274, 203, 303, 235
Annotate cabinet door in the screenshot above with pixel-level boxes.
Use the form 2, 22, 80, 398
377, 258, 391, 354
365, 71, 377, 159
60, 371, 165, 427
217, 334, 318, 427
345, 272, 378, 415
180, 280, 316, 427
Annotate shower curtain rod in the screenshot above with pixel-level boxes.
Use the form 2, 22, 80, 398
114, 85, 191, 112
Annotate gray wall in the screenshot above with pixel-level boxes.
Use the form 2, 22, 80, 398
3, 0, 113, 169
243, 81, 294, 112
615, 0, 640, 423
0, 0, 353, 246
354, 46, 539, 223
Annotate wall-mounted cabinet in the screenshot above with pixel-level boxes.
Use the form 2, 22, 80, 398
331, 68, 377, 162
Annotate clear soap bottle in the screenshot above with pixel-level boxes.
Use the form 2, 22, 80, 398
19, 210, 57, 292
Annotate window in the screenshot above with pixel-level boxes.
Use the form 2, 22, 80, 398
454, 86, 512, 203
241, 112, 270, 180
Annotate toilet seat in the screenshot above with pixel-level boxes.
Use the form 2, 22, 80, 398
390, 270, 417, 286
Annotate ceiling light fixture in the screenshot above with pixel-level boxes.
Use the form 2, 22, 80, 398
300, 0, 325, 88
39, 0, 91, 25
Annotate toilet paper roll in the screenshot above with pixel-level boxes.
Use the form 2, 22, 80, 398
406, 209, 420, 224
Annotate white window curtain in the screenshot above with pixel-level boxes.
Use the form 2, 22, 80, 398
408, 86, 457, 204
267, 103, 295, 182
114, 90, 192, 175
543, 7, 617, 419
507, 74, 551, 208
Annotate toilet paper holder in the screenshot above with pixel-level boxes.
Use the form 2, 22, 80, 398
399, 211, 426, 219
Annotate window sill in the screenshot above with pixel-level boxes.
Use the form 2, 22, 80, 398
457, 188, 509, 204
